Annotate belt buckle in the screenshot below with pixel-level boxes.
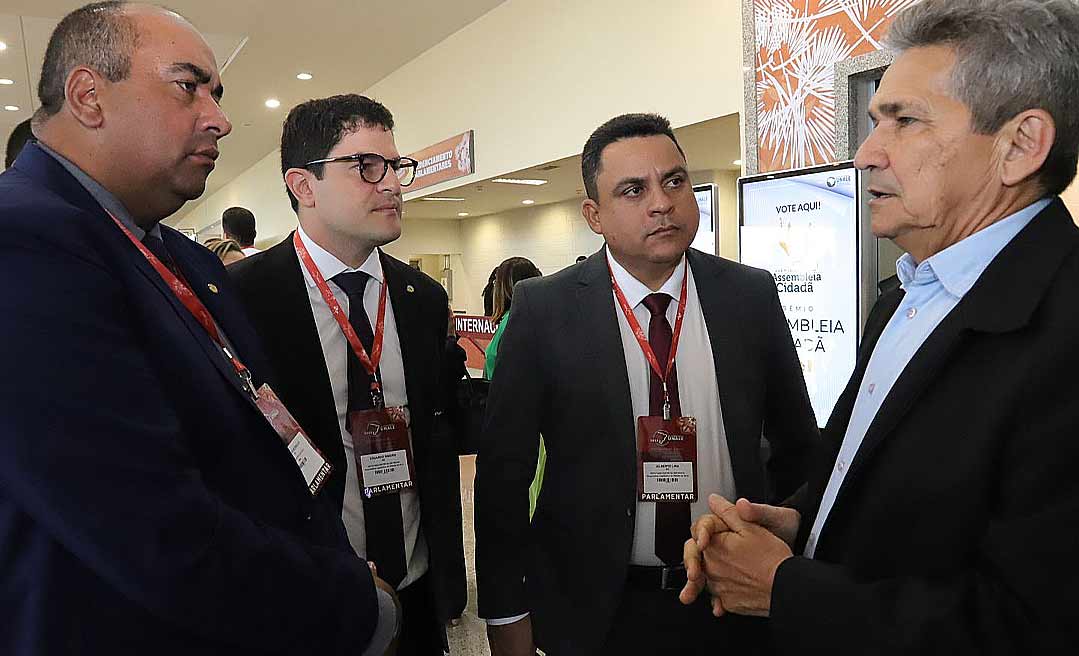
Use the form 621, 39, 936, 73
660, 565, 686, 590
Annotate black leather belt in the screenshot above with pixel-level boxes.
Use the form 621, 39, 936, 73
626, 564, 687, 591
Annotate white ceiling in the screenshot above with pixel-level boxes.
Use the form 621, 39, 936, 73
403, 113, 744, 220
0, 0, 508, 197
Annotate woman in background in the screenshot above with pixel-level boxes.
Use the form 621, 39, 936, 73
203, 237, 246, 266
484, 256, 544, 516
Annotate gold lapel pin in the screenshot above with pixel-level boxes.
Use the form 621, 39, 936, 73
406, 285, 415, 293
207, 283, 219, 294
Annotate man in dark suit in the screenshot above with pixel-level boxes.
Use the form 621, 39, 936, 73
0, 4, 397, 654
475, 113, 818, 655
681, 1, 1079, 653
230, 94, 466, 656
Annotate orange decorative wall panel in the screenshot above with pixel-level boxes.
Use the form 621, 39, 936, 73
753, 0, 918, 172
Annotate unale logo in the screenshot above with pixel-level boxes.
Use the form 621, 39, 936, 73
364, 422, 397, 436
826, 174, 852, 188
651, 430, 686, 446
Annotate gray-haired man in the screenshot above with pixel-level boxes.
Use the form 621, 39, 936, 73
682, 1, 1079, 653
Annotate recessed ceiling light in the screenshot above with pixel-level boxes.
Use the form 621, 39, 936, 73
0, 79, 13, 85
493, 177, 548, 186
521, 199, 535, 205
3, 105, 19, 112
421, 196, 466, 202
264, 98, 280, 109
457, 212, 470, 217
0, 42, 7, 51
732, 159, 743, 166
296, 73, 313, 81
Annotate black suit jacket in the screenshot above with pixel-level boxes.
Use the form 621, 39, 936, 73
229, 235, 466, 621
0, 143, 381, 655
475, 249, 818, 654
771, 199, 1079, 655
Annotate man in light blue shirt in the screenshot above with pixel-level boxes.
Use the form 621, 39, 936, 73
681, 1, 1079, 653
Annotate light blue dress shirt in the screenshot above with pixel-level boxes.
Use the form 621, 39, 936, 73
804, 197, 1053, 558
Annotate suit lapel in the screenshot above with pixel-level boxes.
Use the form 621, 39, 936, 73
381, 252, 428, 449
830, 200, 1079, 507
687, 250, 766, 498
576, 253, 637, 480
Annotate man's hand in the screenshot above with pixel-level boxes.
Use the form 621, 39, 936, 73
368, 563, 401, 656
705, 495, 793, 617
733, 497, 801, 547
680, 495, 802, 614
487, 616, 535, 656
680, 509, 732, 610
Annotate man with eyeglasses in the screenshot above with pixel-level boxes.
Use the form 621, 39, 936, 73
231, 94, 467, 655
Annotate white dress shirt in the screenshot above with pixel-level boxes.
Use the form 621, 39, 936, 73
241, 246, 261, 256
605, 249, 737, 566
295, 225, 428, 590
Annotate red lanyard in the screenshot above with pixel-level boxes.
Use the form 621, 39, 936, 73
608, 257, 688, 419
108, 213, 257, 400
293, 231, 389, 403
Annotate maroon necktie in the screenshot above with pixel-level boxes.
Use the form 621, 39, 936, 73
642, 293, 690, 565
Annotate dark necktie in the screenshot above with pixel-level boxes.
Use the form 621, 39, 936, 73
642, 293, 690, 565
332, 271, 407, 587
142, 232, 177, 274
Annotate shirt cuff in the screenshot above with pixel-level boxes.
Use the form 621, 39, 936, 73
361, 586, 400, 656
485, 612, 529, 626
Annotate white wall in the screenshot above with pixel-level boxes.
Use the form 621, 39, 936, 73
457, 198, 604, 314
176, 0, 745, 234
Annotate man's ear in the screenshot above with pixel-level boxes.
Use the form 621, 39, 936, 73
65, 67, 104, 129
581, 198, 603, 236
998, 108, 1055, 188
284, 168, 317, 209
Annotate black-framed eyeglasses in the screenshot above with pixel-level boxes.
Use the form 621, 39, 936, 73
303, 152, 419, 187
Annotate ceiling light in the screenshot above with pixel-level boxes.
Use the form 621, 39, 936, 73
264, 98, 280, 109
521, 199, 535, 205
493, 178, 548, 186
296, 72, 313, 81
0, 42, 7, 51
3, 105, 19, 112
457, 212, 470, 217
421, 196, 466, 202
732, 159, 743, 166
0, 79, 13, 85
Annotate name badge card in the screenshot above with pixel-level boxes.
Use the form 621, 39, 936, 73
637, 415, 698, 502
256, 384, 333, 496
349, 405, 417, 498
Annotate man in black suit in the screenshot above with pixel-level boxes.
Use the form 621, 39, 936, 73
231, 94, 466, 655
682, 1, 1079, 653
0, 3, 397, 654
475, 113, 818, 655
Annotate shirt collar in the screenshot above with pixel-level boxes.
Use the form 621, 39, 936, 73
296, 224, 384, 289
604, 245, 685, 309
895, 197, 1052, 298
36, 140, 161, 240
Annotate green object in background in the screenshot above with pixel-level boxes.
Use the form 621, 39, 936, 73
484, 311, 546, 519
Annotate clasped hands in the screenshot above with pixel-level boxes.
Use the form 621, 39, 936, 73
678, 494, 800, 618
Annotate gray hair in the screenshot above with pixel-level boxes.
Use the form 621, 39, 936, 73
35, 1, 139, 121
887, 0, 1079, 196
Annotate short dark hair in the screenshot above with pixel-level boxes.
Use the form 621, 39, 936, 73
5, 119, 34, 168
280, 94, 395, 212
581, 113, 685, 201
36, 2, 139, 121
221, 206, 256, 246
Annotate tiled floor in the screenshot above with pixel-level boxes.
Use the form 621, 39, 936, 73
445, 455, 491, 655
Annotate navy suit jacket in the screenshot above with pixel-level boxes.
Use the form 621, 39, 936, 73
0, 143, 380, 655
